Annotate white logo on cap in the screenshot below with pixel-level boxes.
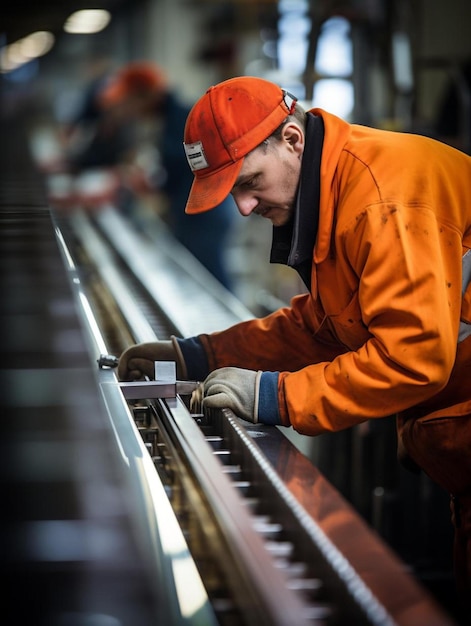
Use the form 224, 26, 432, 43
183, 141, 209, 171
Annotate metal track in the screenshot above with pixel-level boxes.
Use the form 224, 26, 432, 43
53, 206, 456, 626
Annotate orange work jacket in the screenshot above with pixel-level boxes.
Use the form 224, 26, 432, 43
198, 109, 471, 480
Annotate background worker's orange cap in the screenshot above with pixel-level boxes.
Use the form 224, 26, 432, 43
183, 76, 297, 214
100, 61, 167, 107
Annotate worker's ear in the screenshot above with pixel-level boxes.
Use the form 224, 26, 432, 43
282, 122, 304, 156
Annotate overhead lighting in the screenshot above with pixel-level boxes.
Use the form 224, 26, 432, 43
20, 31, 55, 59
0, 31, 54, 73
64, 9, 111, 34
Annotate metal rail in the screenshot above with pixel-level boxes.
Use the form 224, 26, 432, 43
53, 206, 456, 626
54, 215, 219, 626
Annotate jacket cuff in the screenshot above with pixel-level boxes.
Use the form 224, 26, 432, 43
174, 336, 210, 381
257, 371, 281, 425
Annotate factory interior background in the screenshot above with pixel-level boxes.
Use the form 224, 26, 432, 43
2, 1, 471, 624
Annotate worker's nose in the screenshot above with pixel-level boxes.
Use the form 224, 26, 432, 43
233, 193, 258, 217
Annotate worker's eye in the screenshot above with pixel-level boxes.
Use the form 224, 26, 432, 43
242, 175, 259, 189
231, 174, 260, 196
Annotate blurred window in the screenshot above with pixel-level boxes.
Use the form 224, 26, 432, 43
277, 7, 354, 119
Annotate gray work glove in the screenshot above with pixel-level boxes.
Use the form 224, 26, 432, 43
118, 336, 187, 381
203, 367, 262, 423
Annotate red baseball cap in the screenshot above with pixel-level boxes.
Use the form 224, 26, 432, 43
183, 76, 297, 214
100, 61, 167, 107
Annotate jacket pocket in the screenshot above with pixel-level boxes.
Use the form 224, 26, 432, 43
400, 400, 471, 495
327, 291, 371, 350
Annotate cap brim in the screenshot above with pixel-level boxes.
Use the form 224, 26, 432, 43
185, 158, 243, 214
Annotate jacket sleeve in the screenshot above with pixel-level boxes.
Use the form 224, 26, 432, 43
198, 293, 347, 374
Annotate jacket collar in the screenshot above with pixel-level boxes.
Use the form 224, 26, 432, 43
269, 112, 324, 291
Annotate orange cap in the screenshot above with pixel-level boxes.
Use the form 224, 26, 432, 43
183, 76, 297, 214
100, 61, 167, 107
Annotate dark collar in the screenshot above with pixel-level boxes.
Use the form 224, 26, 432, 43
269, 112, 324, 291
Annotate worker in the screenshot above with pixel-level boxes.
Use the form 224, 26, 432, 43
118, 76, 471, 609
98, 61, 235, 291
59, 59, 132, 172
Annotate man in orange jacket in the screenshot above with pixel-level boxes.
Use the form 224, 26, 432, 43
118, 76, 471, 602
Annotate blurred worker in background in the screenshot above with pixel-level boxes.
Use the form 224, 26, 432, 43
59, 57, 133, 171
97, 61, 235, 291
47, 57, 133, 209
118, 76, 471, 614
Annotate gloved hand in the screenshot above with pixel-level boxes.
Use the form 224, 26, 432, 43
203, 367, 262, 423
118, 336, 187, 381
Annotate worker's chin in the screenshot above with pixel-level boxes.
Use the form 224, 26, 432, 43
266, 210, 291, 227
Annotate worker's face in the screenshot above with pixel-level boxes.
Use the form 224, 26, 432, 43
230, 123, 304, 227
109, 92, 158, 121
